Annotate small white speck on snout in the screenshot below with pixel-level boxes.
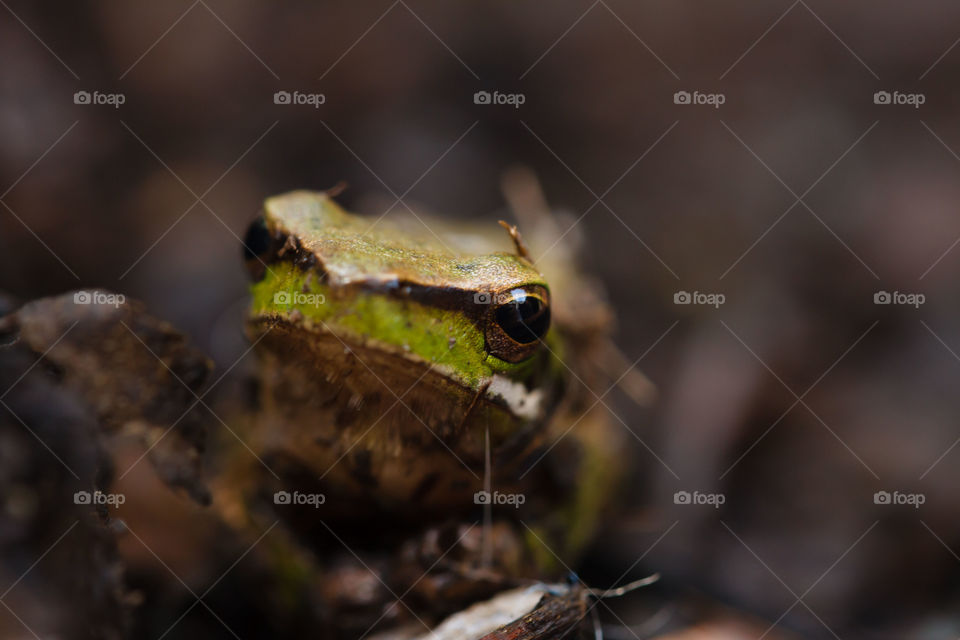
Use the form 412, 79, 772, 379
486, 375, 543, 420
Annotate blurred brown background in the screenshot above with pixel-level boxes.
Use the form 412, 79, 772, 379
3, 1, 960, 638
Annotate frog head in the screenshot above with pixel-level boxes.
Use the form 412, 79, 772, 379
242, 190, 565, 509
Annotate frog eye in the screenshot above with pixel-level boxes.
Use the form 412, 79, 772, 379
485, 286, 551, 363
243, 216, 272, 261
243, 216, 274, 280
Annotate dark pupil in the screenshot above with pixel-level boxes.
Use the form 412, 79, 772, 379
495, 291, 550, 344
243, 216, 272, 261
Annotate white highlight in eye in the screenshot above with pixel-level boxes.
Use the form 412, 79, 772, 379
486, 375, 544, 420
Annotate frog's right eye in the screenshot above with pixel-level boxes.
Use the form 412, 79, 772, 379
484, 286, 551, 363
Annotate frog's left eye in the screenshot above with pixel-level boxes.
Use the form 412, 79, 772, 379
243, 216, 272, 262
485, 286, 551, 363
243, 216, 275, 281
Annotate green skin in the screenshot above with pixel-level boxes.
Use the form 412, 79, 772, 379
240, 191, 620, 580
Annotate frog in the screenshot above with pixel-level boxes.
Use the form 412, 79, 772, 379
210, 185, 633, 634
0, 175, 644, 639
